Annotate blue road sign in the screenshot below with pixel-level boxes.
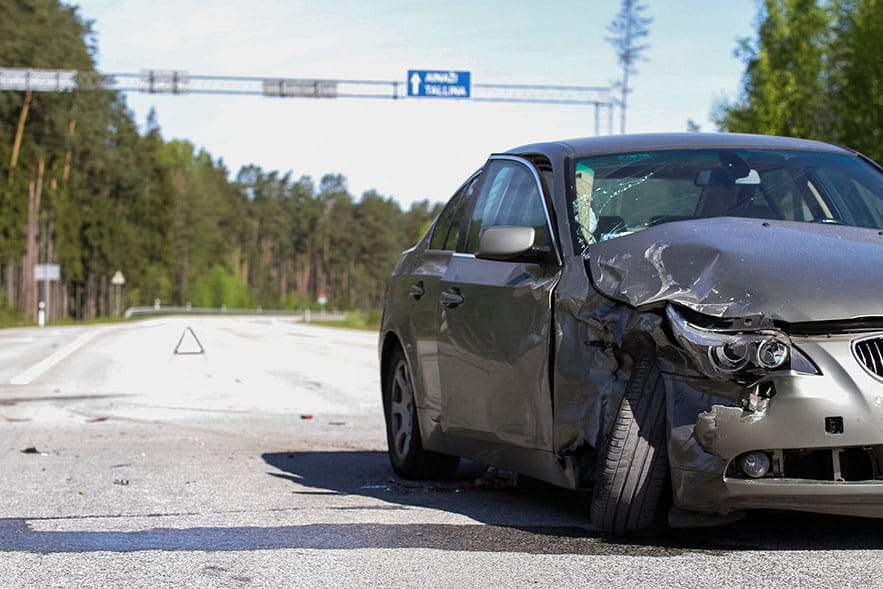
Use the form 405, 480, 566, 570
407, 70, 471, 99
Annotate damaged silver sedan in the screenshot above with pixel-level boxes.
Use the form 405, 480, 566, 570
379, 133, 883, 535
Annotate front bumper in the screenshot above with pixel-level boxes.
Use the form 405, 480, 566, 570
665, 333, 883, 517
673, 471, 883, 518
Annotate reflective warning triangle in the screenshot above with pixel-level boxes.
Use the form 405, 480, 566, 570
174, 326, 205, 355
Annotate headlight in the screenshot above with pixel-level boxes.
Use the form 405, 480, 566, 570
756, 339, 789, 369
709, 339, 751, 371
666, 305, 813, 378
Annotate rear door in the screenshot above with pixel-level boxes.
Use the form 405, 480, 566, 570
398, 175, 478, 425
437, 156, 560, 450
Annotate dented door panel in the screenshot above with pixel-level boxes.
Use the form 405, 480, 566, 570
437, 254, 557, 450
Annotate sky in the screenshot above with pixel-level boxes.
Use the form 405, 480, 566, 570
70, 0, 759, 207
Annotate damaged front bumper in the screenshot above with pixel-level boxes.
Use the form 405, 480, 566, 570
665, 332, 883, 519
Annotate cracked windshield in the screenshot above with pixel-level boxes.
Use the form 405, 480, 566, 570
573, 149, 883, 251
1, 0, 882, 587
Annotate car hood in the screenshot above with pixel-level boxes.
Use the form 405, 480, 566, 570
589, 217, 883, 323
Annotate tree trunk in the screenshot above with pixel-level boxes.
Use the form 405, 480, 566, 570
98, 274, 107, 317
2, 264, 15, 308
279, 259, 288, 303
20, 159, 44, 321
9, 90, 32, 172
86, 273, 96, 320
296, 244, 313, 297
62, 115, 77, 182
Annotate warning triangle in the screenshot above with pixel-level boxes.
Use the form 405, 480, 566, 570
174, 326, 205, 355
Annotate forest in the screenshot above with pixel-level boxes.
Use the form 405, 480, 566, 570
0, 0, 440, 323
716, 0, 881, 164
1, 0, 881, 323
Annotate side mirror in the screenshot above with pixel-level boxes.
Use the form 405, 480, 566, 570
475, 226, 535, 260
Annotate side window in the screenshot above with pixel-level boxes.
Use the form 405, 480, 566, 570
429, 175, 478, 250
855, 181, 883, 224
465, 159, 550, 254
813, 167, 882, 228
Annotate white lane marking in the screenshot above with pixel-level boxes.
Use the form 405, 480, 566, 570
10, 330, 100, 385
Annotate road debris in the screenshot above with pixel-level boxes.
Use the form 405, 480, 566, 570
473, 467, 519, 489
21, 446, 43, 455
392, 467, 519, 493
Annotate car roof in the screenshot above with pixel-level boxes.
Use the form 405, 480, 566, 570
504, 132, 851, 160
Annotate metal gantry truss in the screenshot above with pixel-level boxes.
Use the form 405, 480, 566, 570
0, 67, 616, 135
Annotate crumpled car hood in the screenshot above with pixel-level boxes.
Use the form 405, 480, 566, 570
589, 217, 883, 323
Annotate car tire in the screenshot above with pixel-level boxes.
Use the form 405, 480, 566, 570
590, 353, 670, 536
384, 347, 459, 480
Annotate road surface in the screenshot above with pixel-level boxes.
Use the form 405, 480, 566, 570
1, 316, 882, 588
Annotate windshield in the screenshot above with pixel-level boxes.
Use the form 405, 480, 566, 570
571, 148, 883, 255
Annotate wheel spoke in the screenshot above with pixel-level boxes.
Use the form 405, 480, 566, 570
394, 428, 411, 455
394, 367, 410, 398
389, 359, 414, 459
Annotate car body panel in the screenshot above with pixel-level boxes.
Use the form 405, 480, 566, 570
382, 244, 451, 446
437, 253, 558, 450
589, 217, 883, 321
508, 132, 850, 162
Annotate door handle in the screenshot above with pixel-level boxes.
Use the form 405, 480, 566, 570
439, 289, 464, 308
409, 282, 425, 300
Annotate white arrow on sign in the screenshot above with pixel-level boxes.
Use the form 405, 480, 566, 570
410, 72, 421, 95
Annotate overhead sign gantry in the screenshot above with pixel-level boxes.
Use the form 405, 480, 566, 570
0, 67, 615, 135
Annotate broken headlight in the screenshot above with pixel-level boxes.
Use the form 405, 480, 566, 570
666, 305, 818, 378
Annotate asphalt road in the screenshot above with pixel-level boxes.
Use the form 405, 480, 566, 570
1, 316, 883, 588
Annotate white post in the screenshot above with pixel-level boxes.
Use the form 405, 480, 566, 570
37, 301, 45, 327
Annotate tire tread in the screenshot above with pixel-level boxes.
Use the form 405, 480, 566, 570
591, 354, 669, 536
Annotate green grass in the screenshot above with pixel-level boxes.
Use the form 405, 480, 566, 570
0, 312, 128, 330
44, 316, 127, 327
0, 307, 29, 328
311, 309, 382, 331
0, 308, 384, 331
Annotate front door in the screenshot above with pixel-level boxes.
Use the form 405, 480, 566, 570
437, 156, 560, 450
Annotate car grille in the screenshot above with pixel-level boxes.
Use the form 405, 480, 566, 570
853, 336, 883, 378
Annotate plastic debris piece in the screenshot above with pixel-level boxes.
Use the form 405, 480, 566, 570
300, 414, 313, 420
113, 479, 129, 486
21, 446, 40, 454
473, 467, 519, 490
87, 416, 109, 423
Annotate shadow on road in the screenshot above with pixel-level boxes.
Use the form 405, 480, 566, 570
263, 450, 590, 525
263, 450, 883, 553
5, 450, 883, 555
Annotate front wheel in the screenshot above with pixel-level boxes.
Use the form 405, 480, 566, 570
384, 347, 459, 480
590, 353, 670, 536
